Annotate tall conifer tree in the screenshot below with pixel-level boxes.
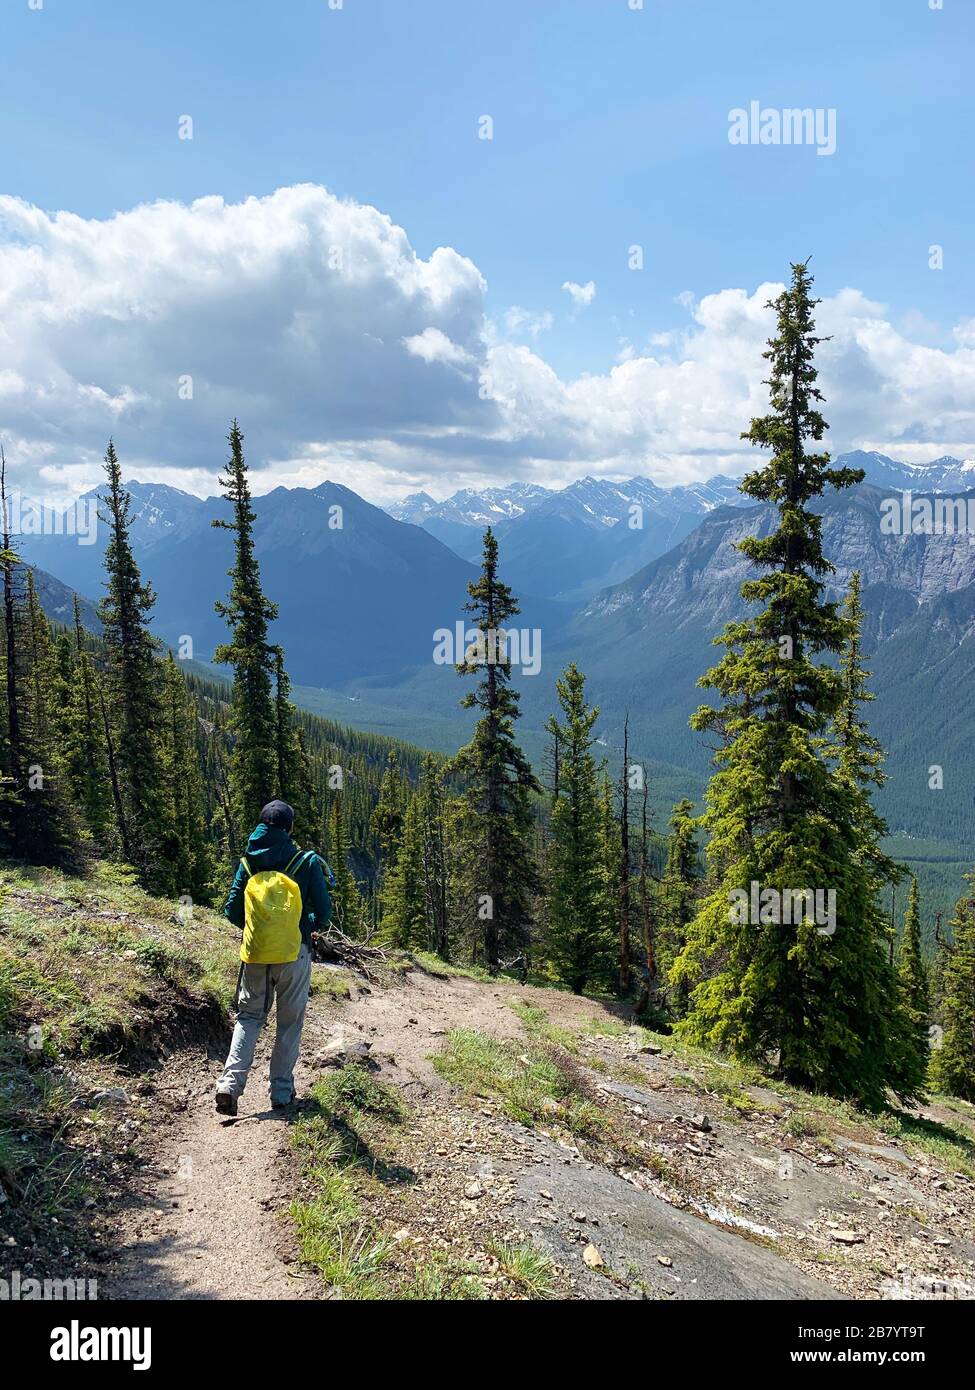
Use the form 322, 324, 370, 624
213, 421, 278, 846
451, 528, 539, 974
930, 878, 975, 1101
672, 262, 913, 1108
544, 664, 613, 993
98, 440, 174, 890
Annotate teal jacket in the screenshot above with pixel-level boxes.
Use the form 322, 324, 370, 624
224, 824, 333, 950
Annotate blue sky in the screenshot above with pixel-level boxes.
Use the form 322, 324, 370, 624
2, 0, 974, 499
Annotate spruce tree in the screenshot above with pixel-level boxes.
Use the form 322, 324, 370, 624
98, 440, 174, 892
328, 793, 365, 938
896, 877, 930, 1083
213, 421, 278, 847
672, 262, 913, 1108
382, 791, 427, 949
417, 754, 450, 960
162, 653, 212, 901
659, 799, 699, 1015
930, 877, 975, 1101
544, 664, 614, 993
64, 596, 114, 843
13, 572, 82, 866
451, 528, 540, 974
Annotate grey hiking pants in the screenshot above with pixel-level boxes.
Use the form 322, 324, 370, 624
217, 944, 312, 1105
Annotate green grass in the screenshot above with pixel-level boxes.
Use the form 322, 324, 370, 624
488, 1239, 557, 1299
875, 1109, 975, 1180
309, 967, 355, 1001
290, 1063, 540, 1300
0, 861, 239, 1053
433, 1028, 606, 1140
510, 999, 578, 1052
0, 1035, 92, 1232
785, 1110, 833, 1142
405, 950, 495, 982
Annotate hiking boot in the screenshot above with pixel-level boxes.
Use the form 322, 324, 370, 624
271, 1092, 296, 1110
215, 1090, 238, 1117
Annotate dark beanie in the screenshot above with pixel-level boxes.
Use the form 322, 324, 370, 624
260, 800, 295, 831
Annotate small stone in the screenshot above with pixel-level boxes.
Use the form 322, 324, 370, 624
689, 1114, 712, 1133
91, 1087, 130, 1107
639, 1044, 662, 1055
831, 1231, 864, 1245
582, 1243, 603, 1269
657, 1255, 673, 1267
464, 1182, 485, 1200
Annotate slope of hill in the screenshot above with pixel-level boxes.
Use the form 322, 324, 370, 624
3, 863, 973, 1302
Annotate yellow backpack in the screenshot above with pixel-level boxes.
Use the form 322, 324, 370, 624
239, 850, 309, 964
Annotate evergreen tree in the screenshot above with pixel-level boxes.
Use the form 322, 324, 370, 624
213, 421, 278, 847
382, 791, 427, 949
617, 715, 633, 996
272, 648, 316, 836
328, 793, 365, 937
98, 440, 174, 892
13, 572, 82, 866
450, 528, 540, 974
63, 596, 114, 843
672, 262, 914, 1108
930, 877, 975, 1101
417, 753, 450, 959
659, 799, 699, 1015
544, 663, 614, 993
162, 653, 211, 901
896, 876, 930, 1083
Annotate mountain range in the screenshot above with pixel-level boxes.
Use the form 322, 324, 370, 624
386, 452, 975, 599
14, 448, 975, 914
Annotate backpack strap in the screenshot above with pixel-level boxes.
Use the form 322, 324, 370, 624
240, 856, 252, 879
284, 849, 310, 877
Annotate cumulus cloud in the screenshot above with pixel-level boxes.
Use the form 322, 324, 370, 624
561, 279, 597, 309
0, 184, 974, 505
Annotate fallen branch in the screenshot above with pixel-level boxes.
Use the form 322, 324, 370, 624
310, 926, 387, 983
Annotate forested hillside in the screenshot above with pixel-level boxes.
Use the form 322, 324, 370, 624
3, 264, 973, 1109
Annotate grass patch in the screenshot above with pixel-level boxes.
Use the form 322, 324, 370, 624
0, 861, 238, 1053
785, 1110, 833, 1142
488, 1239, 557, 1299
433, 1028, 606, 1141
0, 1035, 93, 1236
875, 1110, 975, 1180
290, 1064, 530, 1300
310, 967, 355, 1001
510, 1000, 578, 1052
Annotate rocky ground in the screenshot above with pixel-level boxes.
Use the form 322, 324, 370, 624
62, 958, 975, 1301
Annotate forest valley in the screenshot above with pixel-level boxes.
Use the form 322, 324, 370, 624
1, 262, 974, 1123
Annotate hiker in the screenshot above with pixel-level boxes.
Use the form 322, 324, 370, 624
215, 800, 334, 1117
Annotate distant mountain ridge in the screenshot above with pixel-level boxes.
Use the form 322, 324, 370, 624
385, 453, 975, 598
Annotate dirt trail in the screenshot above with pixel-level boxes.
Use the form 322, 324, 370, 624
107, 966, 533, 1299
106, 1046, 316, 1300
103, 962, 975, 1301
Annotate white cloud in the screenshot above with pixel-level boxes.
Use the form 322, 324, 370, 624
1, 184, 974, 505
561, 279, 596, 309
503, 306, 553, 339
